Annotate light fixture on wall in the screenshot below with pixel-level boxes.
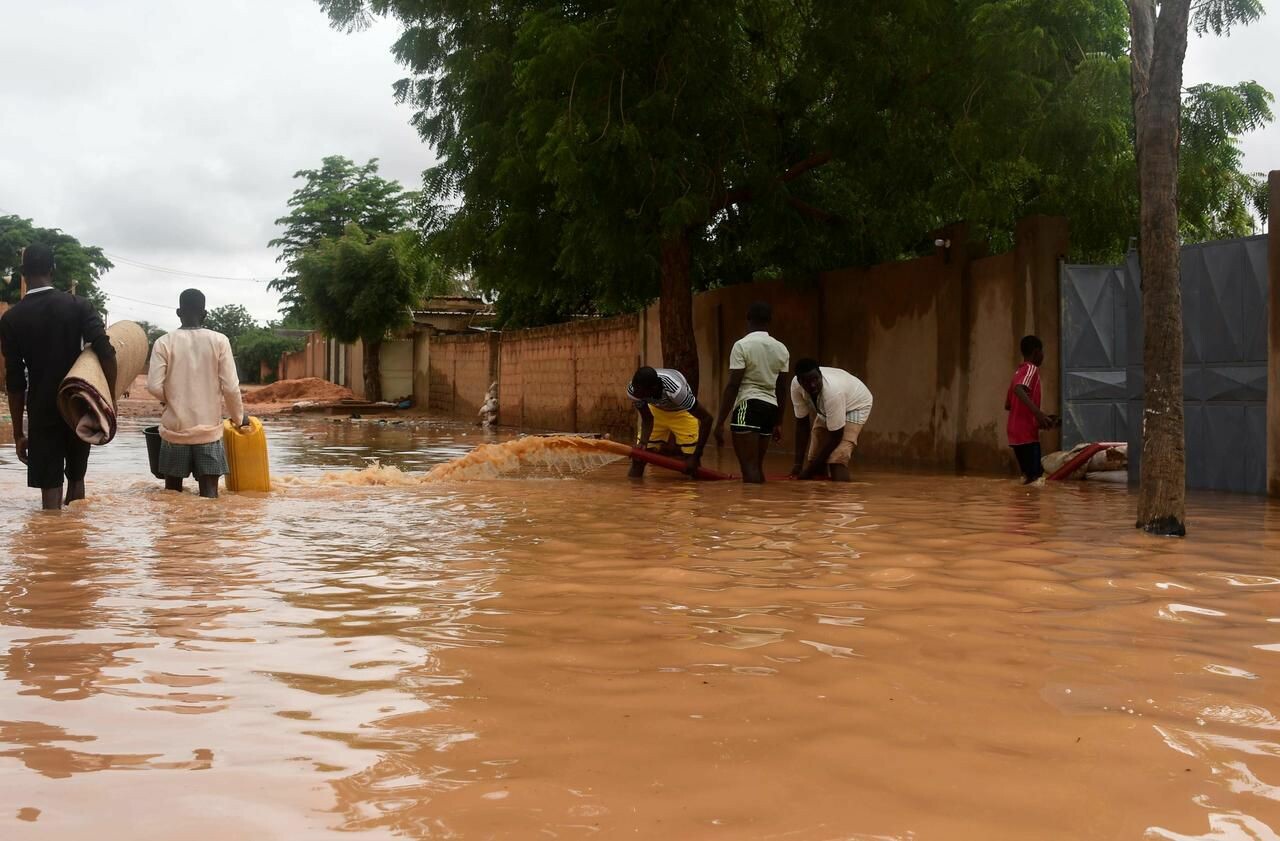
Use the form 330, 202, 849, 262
934, 238, 952, 263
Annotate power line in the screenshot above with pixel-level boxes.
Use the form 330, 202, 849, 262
1, 207, 278, 284
102, 291, 174, 311
104, 252, 274, 283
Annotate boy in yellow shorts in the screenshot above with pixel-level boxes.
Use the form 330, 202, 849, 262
627, 366, 713, 477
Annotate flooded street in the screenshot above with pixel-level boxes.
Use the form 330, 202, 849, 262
2, 417, 1279, 840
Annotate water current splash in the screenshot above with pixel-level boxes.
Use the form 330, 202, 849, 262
279, 435, 634, 487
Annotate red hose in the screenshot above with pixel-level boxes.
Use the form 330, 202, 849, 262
627, 447, 736, 480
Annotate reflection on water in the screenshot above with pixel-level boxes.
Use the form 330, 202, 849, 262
1, 416, 1280, 839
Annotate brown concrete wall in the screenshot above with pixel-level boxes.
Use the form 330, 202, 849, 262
960, 253, 1021, 472
638, 304, 663, 369
380, 339, 414, 402
818, 250, 966, 467
638, 218, 1067, 473
1013, 216, 1069, 454
413, 330, 431, 410
430, 332, 497, 418
306, 333, 326, 381
349, 340, 366, 400
499, 315, 638, 436
688, 280, 821, 453
1268, 171, 1279, 497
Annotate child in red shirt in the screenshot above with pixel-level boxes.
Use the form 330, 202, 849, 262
1005, 335, 1058, 484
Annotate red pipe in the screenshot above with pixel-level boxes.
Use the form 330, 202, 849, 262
627, 447, 736, 480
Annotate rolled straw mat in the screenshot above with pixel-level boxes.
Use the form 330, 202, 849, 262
57, 320, 149, 445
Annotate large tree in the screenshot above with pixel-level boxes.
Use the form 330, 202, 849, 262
296, 224, 447, 400
233, 328, 304, 384
1, 214, 112, 312
269, 156, 416, 321
1127, 0, 1264, 537
319, 0, 1270, 394
205, 304, 258, 345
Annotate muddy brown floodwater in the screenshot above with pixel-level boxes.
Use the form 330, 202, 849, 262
1, 416, 1279, 840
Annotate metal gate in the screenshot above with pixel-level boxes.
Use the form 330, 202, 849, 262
1061, 235, 1269, 493
1060, 263, 1128, 448
1125, 236, 1269, 494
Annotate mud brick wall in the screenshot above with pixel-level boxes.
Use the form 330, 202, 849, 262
499, 315, 639, 437
429, 332, 497, 418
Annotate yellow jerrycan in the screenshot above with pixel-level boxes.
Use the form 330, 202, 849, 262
223, 416, 271, 492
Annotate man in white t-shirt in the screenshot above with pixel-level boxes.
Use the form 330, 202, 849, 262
712, 301, 790, 483
790, 358, 873, 482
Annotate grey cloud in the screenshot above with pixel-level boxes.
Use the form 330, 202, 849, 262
1, 0, 1273, 334
0, 0, 431, 328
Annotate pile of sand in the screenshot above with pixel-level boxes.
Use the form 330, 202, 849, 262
244, 377, 354, 405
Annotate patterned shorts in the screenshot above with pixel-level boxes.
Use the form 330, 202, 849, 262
159, 440, 229, 478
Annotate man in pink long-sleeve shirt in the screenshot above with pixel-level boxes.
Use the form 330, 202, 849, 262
147, 289, 248, 498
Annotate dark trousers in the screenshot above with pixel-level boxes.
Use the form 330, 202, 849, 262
1011, 442, 1043, 483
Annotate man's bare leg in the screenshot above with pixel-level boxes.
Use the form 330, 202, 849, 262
732, 432, 765, 483
754, 435, 772, 482
65, 479, 86, 504
828, 463, 852, 482
40, 487, 63, 510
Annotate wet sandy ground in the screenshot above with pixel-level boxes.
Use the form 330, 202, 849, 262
1, 417, 1279, 840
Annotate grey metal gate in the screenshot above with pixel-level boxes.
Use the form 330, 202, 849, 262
1125, 235, 1269, 494
1060, 263, 1128, 448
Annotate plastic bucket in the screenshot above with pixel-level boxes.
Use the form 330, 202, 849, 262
143, 426, 164, 479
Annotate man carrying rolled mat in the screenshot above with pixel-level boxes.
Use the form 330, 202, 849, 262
626, 365, 714, 477
1, 244, 118, 510
147, 289, 248, 499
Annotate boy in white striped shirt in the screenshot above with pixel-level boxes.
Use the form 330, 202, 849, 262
627, 366, 713, 477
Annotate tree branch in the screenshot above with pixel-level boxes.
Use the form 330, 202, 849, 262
1128, 0, 1155, 103
787, 197, 840, 223
712, 151, 833, 213
779, 151, 833, 184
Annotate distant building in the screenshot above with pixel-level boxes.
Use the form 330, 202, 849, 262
412, 296, 496, 334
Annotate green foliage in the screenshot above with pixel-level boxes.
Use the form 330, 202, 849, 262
205, 304, 258, 344
296, 224, 446, 345
1179, 81, 1274, 236
270, 309, 314, 331
1, 214, 112, 312
319, 0, 1273, 323
233, 328, 304, 384
1192, 0, 1264, 36
268, 156, 416, 320
133, 319, 168, 363
134, 320, 168, 347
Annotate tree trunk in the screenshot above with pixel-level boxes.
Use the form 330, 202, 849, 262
364, 339, 383, 403
659, 231, 699, 394
1129, 0, 1191, 536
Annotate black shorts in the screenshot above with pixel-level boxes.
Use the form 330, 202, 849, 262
27, 421, 91, 489
729, 399, 780, 436
1011, 442, 1043, 483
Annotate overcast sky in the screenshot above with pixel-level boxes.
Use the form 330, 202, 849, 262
1, 2, 1276, 330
